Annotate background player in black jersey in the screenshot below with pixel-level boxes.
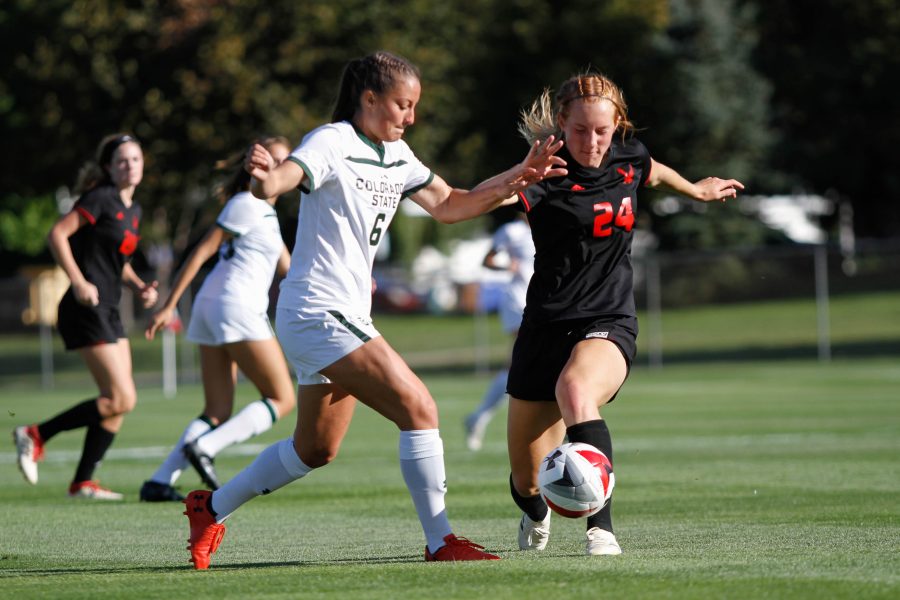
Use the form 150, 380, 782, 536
12, 133, 159, 500
503, 72, 744, 555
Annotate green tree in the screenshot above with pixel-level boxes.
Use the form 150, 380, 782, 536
741, 0, 900, 238
0, 0, 777, 273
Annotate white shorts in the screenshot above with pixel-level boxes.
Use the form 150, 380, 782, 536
275, 306, 381, 385
498, 294, 525, 334
186, 297, 274, 346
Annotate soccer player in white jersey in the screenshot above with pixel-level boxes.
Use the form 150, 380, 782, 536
464, 214, 535, 451
142, 137, 296, 502
181, 50, 566, 569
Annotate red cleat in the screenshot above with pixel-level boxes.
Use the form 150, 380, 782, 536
425, 534, 501, 561
183, 490, 226, 570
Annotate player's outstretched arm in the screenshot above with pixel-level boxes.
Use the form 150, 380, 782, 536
411, 136, 566, 223
646, 158, 744, 202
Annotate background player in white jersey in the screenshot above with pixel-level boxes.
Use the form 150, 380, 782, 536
464, 214, 534, 451
181, 50, 567, 569
142, 137, 296, 502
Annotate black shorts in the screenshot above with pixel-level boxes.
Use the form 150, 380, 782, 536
507, 315, 638, 402
57, 290, 125, 350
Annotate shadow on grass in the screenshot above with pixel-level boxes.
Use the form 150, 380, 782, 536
0, 553, 427, 577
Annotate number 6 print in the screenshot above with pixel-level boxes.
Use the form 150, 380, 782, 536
369, 212, 386, 246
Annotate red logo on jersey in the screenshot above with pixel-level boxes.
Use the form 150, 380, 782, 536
132, 216, 139, 229
119, 230, 139, 256
116, 211, 124, 220
616, 164, 635, 184
571, 184, 585, 191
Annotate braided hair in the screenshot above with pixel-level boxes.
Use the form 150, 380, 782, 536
331, 51, 420, 123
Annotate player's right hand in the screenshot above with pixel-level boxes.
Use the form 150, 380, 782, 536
244, 143, 275, 181
73, 280, 100, 307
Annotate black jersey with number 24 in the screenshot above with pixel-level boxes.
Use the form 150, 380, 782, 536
517, 137, 651, 325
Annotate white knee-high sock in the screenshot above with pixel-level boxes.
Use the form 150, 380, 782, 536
210, 437, 311, 522
399, 429, 452, 553
195, 399, 277, 457
150, 418, 212, 485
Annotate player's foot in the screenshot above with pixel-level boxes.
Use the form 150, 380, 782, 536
585, 527, 622, 556
68, 480, 124, 501
140, 480, 185, 502
183, 441, 221, 490
425, 534, 501, 561
517, 511, 551, 551
464, 414, 488, 451
13, 425, 43, 485
183, 490, 226, 570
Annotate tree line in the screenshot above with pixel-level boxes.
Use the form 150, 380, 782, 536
1, 0, 898, 273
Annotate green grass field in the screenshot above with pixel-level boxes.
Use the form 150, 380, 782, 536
1, 291, 898, 598
1, 357, 898, 599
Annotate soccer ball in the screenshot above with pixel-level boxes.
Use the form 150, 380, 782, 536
538, 442, 614, 518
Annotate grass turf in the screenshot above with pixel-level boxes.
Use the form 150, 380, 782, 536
1, 358, 897, 598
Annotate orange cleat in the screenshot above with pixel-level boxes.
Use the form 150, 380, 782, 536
425, 534, 501, 561
183, 490, 226, 570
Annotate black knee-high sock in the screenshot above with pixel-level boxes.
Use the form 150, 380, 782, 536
567, 419, 614, 533
510, 473, 549, 522
37, 399, 102, 442
73, 424, 116, 483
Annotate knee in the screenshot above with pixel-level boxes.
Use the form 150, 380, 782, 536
555, 376, 610, 421
397, 392, 438, 430
297, 442, 339, 469
555, 376, 586, 415
102, 387, 137, 416
511, 470, 540, 498
269, 395, 296, 418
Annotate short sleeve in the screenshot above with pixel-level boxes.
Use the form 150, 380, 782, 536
636, 140, 652, 186
73, 187, 114, 225
518, 181, 548, 213
399, 146, 434, 198
216, 193, 262, 237
288, 125, 341, 194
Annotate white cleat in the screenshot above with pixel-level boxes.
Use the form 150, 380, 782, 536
68, 480, 124, 501
585, 527, 622, 556
13, 426, 40, 485
464, 414, 489, 451
518, 512, 551, 551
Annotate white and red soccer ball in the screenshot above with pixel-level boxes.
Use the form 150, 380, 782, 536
538, 442, 614, 518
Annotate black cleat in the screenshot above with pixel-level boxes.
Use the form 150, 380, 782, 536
183, 442, 221, 490
139, 480, 185, 502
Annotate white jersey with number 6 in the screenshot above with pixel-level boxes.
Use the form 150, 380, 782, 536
279, 121, 433, 315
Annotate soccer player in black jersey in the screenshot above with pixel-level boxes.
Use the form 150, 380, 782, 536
502, 72, 744, 555
12, 133, 159, 500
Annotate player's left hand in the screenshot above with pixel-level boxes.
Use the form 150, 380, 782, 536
500, 136, 567, 196
694, 177, 745, 202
